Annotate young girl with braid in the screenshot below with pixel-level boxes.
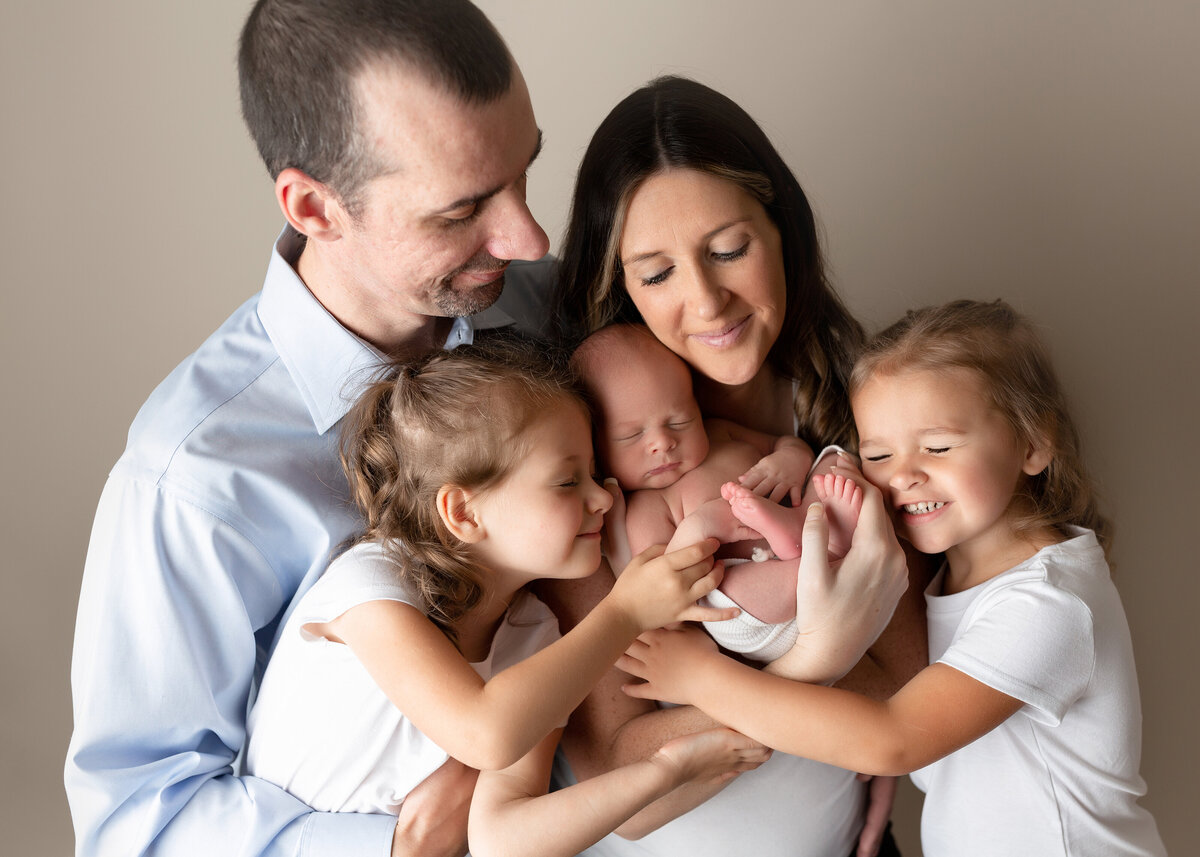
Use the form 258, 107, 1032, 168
243, 336, 765, 856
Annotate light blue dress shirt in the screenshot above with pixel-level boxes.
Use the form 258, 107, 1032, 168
66, 227, 552, 856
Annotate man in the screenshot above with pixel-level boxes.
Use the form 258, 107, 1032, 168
66, 2, 549, 855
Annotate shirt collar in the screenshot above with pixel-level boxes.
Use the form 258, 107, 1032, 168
257, 226, 502, 434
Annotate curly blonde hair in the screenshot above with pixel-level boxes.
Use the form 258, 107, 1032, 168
850, 299, 1112, 554
339, 334, 584, 644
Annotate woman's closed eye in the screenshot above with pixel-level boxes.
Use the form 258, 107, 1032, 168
638, 266, 674, 287
712, 242, 749, 263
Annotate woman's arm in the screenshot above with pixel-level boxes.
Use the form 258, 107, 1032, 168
761, 478, 912, 686
468, 726, 769, 857
832, 540, 933, 700
621, 629, 1023, 776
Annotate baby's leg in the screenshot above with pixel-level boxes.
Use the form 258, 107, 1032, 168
723, 471, 863, 562
808, 473, 863, 560
722, 482, 806, 560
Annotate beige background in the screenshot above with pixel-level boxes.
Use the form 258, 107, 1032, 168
3, 2, 1195, 854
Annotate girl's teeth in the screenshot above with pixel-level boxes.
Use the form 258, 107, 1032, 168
904, 501, 945, 515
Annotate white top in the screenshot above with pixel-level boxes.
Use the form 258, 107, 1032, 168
555, 749, 864, 857
245, 540, 562, 815
911, 528, 1165, 856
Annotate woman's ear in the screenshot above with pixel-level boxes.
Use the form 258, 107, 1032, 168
436, 485, 485, 543
274, 167, 347, 242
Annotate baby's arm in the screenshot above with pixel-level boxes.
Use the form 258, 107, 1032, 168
620, 628, 1022, 776
709, 419, 815, 505
324, 540, 736, 772
468, 726, 769, 857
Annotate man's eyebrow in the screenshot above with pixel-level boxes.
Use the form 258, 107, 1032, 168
433, 129, 544, 216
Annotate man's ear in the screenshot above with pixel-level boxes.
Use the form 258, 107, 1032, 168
436, 485, 485, 544
1022, 432, 1053, 476
274, 167, 346, 242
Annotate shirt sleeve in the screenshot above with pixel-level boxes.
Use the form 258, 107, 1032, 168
937, 576, 1096, 725
65, 476, 395, 857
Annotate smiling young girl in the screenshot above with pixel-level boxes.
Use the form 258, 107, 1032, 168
619, 300, 1165, 856
243, 336, 763, 856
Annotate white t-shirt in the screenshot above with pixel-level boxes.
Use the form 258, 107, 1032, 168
911, 528, 1165, 856
245, 540, 561, 814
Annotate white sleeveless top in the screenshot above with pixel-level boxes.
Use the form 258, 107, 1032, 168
245, 540, 561, 814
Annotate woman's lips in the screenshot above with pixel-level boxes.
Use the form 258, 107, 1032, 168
688, 315, 750, 348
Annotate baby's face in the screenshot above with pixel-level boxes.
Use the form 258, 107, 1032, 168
591, 353, 710, 491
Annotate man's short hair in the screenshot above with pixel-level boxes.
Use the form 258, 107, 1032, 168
238, 0, 513, 214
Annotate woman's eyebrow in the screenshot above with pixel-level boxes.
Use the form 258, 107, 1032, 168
622, 218, 752, 266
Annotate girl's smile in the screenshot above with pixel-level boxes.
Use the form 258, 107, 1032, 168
853, 366, 1051, 590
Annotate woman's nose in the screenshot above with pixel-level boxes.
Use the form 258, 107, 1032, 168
685, 266, 729, 321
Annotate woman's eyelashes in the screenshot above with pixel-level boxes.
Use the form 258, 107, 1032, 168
633, 241, 752, 287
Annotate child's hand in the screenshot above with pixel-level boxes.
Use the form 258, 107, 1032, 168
738, 445, 812, 506
618, 625, 722, 705
600, 478, 632, 574
650, 727, 772, 787
608, 540, 739, 631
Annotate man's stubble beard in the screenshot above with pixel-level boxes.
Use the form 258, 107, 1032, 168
432, 272, 505, 317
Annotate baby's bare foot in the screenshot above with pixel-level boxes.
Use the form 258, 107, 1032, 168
723, 482, 805, 560
810, 473, 863, 560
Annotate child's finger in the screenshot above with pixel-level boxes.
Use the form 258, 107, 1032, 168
657, 537, 718, 570
678, 603, 741, 624
620, 680, 655, 699
615, 653, 645, 677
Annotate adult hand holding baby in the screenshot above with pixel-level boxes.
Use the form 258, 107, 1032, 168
768, 465, 909, 685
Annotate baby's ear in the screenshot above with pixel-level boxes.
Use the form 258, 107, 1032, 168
437, 485, 485, 543
1022, 431, 1053, 476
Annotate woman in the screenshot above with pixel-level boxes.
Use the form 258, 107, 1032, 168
539, 76, 929, 857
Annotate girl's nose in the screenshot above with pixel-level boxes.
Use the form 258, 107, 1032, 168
889, 461, 925, 492
588, 479, 615, 515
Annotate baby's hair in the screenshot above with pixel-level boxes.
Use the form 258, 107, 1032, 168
339, 334, 585, 644
570, 323, 674, 397
850, 299, 1112, 553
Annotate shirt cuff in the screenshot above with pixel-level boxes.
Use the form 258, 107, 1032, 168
302, 810, 395, 857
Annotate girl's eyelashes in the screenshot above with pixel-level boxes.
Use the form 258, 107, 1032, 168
862, 453, 890, 463
926, 446, 951, 455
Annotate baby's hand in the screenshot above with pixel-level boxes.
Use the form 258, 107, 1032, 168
618, 625, 722, 705
609, 540, 739, 631
650, 727, 772, 787
738, 444, 813, 506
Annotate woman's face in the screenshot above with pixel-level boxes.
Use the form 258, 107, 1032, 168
617, 168, 787, 388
